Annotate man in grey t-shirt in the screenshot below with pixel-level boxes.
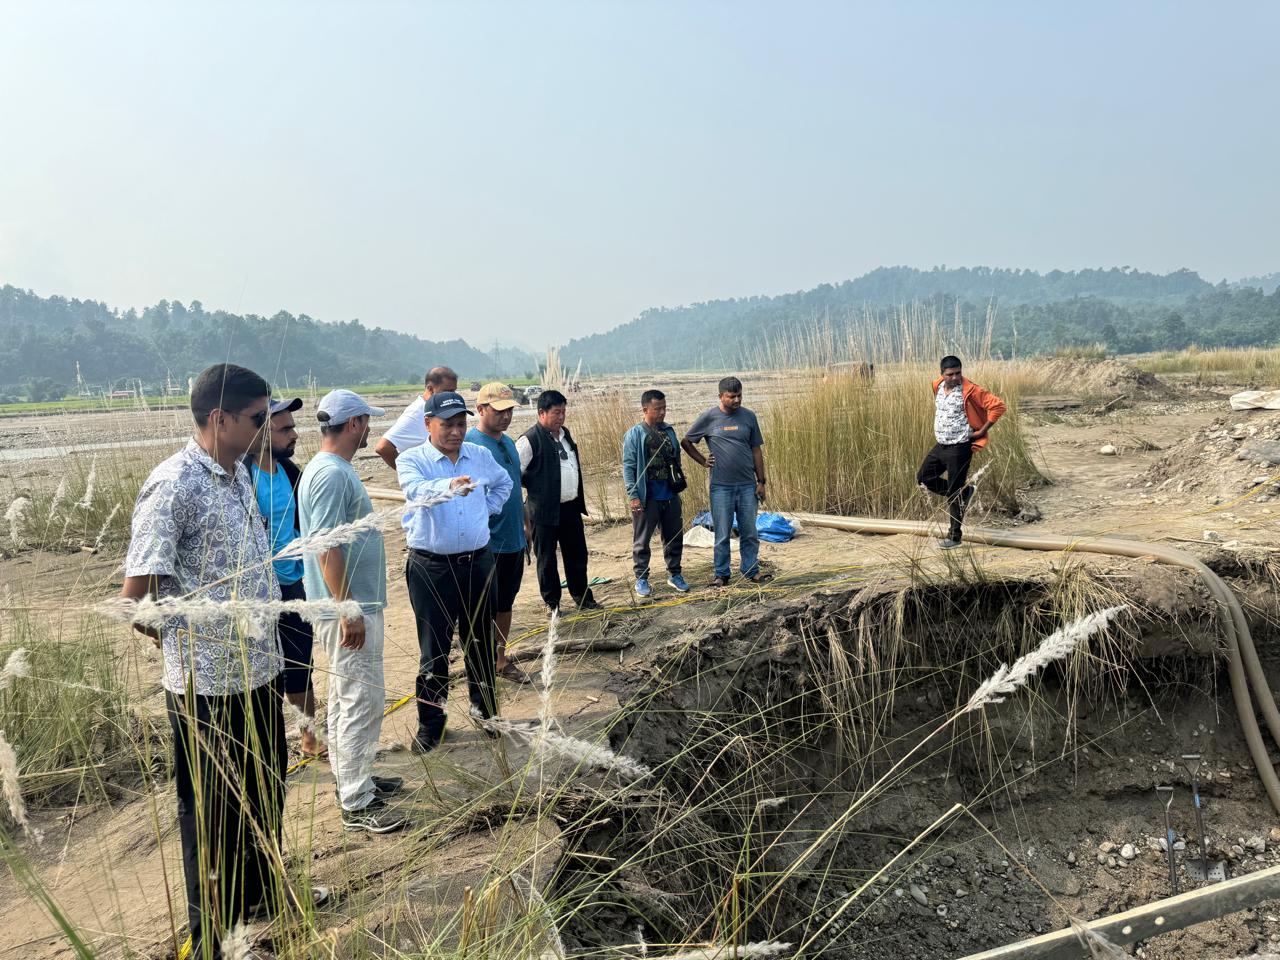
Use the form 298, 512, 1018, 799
299, 389, 406, 834
681, 376, 768, 586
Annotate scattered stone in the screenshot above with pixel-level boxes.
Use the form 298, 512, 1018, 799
1099, 841, 1117, 854
1203, 530, 1223, 542
936, 904, 949, 918
1066, 851, 1077, 865
1120, 843, 1137, 861
1249, 836, 1268, 854
938, 854, 955, 868
1099, 444, 1118, 456
910, 884, 928, 907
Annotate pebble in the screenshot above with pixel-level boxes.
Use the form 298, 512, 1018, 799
938, 855, 955, 868
1120, 843, 1137, 861
1066, 852, 1077, 865
1099, 444, 1118, 456
1099, 841, 1117, 854
910, 884, 929, 907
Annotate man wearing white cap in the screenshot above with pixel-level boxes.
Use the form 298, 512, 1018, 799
298, 390, 407, 834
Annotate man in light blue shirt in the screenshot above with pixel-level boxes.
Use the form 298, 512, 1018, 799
397, 390, 513, 752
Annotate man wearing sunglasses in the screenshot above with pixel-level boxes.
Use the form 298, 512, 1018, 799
515, 390, 603, 613
120, 363, 287, 956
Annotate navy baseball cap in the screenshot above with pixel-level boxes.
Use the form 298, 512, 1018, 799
269, 397, 303, 415
423, 391, 474, 419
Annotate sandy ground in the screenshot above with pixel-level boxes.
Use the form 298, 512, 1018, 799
5, 379, 1280, 958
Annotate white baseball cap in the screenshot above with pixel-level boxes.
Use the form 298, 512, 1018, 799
316, 389, 385, 426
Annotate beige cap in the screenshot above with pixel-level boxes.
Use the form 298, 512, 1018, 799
476, 382, 520, 411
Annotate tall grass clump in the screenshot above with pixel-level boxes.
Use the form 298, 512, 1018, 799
6, 453, 143, 553
0, 605, 148, 808
763, 363, 1040, 517
1136, 344, 1280, 383
570, 390, 635, 523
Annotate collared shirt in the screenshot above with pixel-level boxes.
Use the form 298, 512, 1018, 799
250, 461, 304, 585
396, 440, 514, 553
381, 395, 428, 454
298, 452, 387, 616
126, 439, 282, 696
464, 427, 526, 553
934, 382, 971, 445
515, 429, 580, 503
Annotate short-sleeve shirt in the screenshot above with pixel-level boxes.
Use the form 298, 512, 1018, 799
934, 383, 971, 445
381, 396, 427, 454
125, 440, 282, 696
465, 427, 526, 554
250, 462, 304, 585
684, 406, 764, 487
298, 452, 387, 617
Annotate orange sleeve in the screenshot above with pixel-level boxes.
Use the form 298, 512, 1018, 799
977, 385, 1006, 423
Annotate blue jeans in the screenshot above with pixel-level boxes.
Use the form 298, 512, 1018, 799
710, 483, 759, 579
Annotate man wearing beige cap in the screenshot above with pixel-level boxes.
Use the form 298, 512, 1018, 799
466, 383, 532, 684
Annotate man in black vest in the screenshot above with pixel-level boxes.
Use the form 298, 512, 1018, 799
515, 390, 603, 613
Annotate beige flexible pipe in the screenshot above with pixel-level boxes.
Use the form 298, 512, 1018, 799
794, 513, 1280, 815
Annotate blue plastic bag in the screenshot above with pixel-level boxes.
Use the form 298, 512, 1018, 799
689, 510, 794, 542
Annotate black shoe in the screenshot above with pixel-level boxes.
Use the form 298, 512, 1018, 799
372, 775, 404, 797
710, 575, 730, 588
341, 795, 410, 834
411, 722, 445, 754
577, 597, 604, 611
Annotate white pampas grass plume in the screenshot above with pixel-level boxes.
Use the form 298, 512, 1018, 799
1070, 918, 1127, 958
486, 717, 651, 782
754, 796, 787, 811
538, 609, 560, 727
510, 873, 566, 960
92, 502, 122, 553
47, 478, 67, 523
273, 484, 476, 560
5, 497, 30, 546
283, 699, 326, 745
963, 606, 1128, 714
1, 648, 31, 692
635, 924, 647, 958
646, 941, 794, 960
220, 921, 254, 960
96, 596, 365, 641
75, 455, 97, 510
0, 729, 40, 840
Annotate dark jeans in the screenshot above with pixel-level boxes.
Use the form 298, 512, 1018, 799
532, 502, 594, 610
167, 675, 286, 958
276, 579, 314, 696
917, 441, 974, 540
632, 496, 683, 580
405, 547, 498, 740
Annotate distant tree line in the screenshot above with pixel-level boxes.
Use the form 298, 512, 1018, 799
0, 286, 535, 400
561, 266, 1280, 371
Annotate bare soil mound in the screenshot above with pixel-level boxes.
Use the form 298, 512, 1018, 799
1036, 357, 1165, 396
1141, 410, 1280, 505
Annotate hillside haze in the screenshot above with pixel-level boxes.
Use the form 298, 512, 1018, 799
0, 286, 536, 398
560, 266, 1280, 372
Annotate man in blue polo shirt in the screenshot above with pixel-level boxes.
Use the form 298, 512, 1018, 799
466, 382, 532, 684
247, 396, 325, 758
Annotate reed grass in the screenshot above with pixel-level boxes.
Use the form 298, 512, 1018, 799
1136, 344, 1280, 381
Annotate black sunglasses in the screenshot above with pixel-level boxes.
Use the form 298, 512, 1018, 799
231, 408, 270, 429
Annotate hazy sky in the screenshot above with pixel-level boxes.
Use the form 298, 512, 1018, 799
2, 1, 1277, 349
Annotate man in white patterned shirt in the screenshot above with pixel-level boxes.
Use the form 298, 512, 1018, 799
916, 355, 1006, 549
121, 363, 286, 957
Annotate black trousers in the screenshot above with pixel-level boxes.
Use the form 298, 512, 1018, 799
917, 441, 974, 539
532, 502, 594, 610
167, 675, 286, 958
405, 547, 498, 739
632, 496, 683, 579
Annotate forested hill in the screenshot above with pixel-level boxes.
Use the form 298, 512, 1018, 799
0, 286, 536, 395
560, 265, 1280, 372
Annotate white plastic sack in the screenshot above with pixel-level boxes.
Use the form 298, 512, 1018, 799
1230, 389, 1280, 411
682, 525, 716, 548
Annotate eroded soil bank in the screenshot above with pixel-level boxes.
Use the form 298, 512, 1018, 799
551, 564, 1280, 959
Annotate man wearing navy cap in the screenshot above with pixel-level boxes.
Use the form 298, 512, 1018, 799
248, 396, 324, 758
397, 390, 514, 752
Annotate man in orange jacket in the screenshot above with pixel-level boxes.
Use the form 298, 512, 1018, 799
917, 355, 1006, 548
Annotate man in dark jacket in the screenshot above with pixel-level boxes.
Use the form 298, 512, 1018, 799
515, 390, 603, 613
